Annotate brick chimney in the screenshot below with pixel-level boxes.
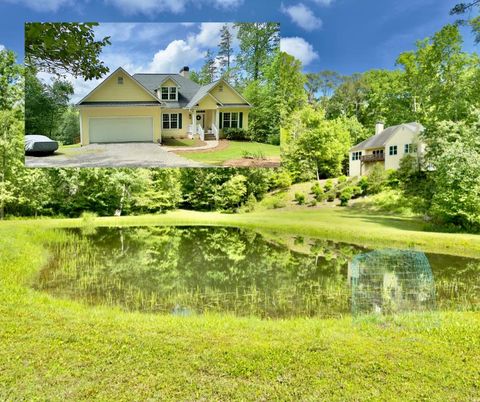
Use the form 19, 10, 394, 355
179, 66, 190, 78
375, 121, 385, 135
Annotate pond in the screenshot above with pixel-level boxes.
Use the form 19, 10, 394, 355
34, 226, 480, 319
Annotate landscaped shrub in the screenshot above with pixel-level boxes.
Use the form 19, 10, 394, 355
311, 182, 325, 201
339, 187, 354, 206
324, 179, 334, 192
273, 171, 292, 190
224, 128, 250, 141
338, 175, 347, 184
326, 191, 336, 202
366, 164, 387, 194
351, 185, 363, 199
359, 176, 369, 194
242, 150, 266, 160
263, 193, 287, 209
309, 199, 317, 207
294, 192, 306, 205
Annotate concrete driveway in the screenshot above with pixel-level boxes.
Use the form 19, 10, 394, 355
25, 143, 207, 168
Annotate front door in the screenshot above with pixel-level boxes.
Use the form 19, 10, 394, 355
196, 112, 205, 129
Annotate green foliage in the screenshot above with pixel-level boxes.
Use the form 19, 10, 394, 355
339, 187, 354, 206
25, 70, 74, 137
197, 49, 217, 84
218, 24, 234, 75
338, 175, 347, 184
366, 164, 387, 195
283, 105, 351, 181
241, 150, 265, 160
294, 192, 306, 205
234, 22, 280, 81
224, 127, 249, 141
326, 191, 336, 202
214, 174, 248, 212
272, 170, 292, 190
324, 179, 334, 192
427, 113, 480, 230
56, 107, 80, 145
25, 22, 110, 80
0, 49, 23, 110
311, 182, 325, 201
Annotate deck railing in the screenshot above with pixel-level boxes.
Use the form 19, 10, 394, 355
197, 124, 205, 141
211, 123, 219, 141
361, 154, 385, 162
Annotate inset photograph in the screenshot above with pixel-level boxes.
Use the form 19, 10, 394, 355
24, 22, 281, 168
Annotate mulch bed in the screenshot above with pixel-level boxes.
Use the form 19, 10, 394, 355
222, 157, 281, 168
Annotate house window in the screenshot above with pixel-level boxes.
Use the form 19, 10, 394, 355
223, 112, 239, 128
161, 86, 178, 101
373, 149, 384, 157
352, 151, 362, 161
389, 145, 398, 156
404, 143, 417, 153
162, 113, 182, 129
117, 76, 124, 85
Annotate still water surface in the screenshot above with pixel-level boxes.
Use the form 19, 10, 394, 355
35, 226, 480, 319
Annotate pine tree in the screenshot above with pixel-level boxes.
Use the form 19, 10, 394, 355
198, 49, 217, 85
218, 24, 233, 77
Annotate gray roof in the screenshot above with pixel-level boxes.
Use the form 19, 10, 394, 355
350, 122, 424, 152
133, 73, 201, 108
185, 80, 221, 108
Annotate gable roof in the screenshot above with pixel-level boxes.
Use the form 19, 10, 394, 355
185, 78, 251, 109
77, 67, 161, 105
350, 122, 424, 152
133, 73, 201, 108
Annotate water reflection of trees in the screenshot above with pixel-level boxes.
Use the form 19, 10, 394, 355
37, 227, 480, 319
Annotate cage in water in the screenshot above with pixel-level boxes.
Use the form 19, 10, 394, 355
349, 249, 436, 316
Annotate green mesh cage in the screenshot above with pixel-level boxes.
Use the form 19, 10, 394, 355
349, 249, 436, 316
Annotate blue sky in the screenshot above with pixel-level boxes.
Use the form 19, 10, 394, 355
0, 0, 477, 102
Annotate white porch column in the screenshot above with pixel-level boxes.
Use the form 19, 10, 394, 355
192, 110, 197, 135
215, 109, 220, 128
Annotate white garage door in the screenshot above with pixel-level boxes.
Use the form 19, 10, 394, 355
89, 117, 153, 143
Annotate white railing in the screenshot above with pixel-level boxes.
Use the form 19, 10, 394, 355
212, 123, 219, 141
197, 124, 204, 141
187, 124, 194, 139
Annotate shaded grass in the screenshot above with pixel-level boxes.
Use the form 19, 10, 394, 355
5, 208, 480, 258
180, 141, 280, 165
161, 137, 206, 147
0, 224, 479, 400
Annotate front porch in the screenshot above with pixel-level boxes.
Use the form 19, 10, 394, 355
187, 109, 220, 141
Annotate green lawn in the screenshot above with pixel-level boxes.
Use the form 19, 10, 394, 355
0, 221, 479, 400
178, 140, 281, 165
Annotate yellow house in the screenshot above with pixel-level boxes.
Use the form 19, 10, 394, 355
77, 66, 251, 145
348, 122, 426, 177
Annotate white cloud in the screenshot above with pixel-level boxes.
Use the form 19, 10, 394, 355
210, 0, 244, 9
105, 0, 188, 14
311, 0, 335, 5
280, 37, 319, 66
281, 3, 322, 31
1, 0, 72, 11
104, 0, 243, 15
190, 23, 224, 47
0, 44, 5, 51
148, 40, 204, 73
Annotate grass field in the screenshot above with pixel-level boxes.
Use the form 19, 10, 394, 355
0, 221, 479, 400
178, 140, 281, 165
8, 207, 480, 258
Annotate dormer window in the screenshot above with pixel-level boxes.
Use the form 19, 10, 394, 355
117, 76, 124, 85
160, 86, 178, 101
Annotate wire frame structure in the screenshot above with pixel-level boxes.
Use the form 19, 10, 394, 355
349, 249, 436, 317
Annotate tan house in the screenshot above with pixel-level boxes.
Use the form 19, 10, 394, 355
349, 122, 425, 177
77, 66, 251, 145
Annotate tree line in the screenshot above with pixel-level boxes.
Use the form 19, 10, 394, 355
1, 8, 480, 231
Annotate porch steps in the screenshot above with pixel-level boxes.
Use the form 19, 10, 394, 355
204, 133, 216, 141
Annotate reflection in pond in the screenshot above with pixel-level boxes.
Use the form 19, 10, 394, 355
349, 249, 436, 316
35, 226, 480, 319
